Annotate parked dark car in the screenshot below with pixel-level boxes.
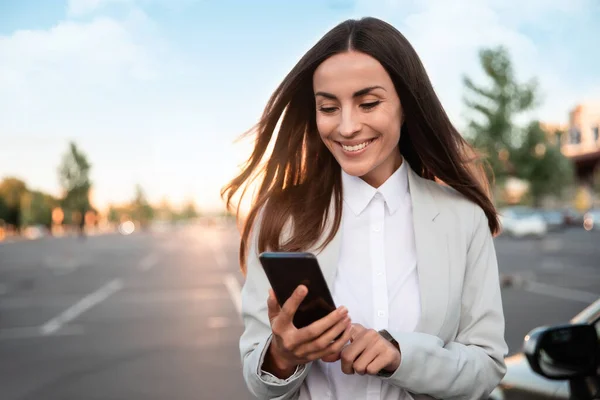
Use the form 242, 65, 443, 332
538, 209, 566, 231
563, 207, 584, 227
490, 298, 600, 399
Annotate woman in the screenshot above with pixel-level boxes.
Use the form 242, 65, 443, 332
222, 17, 507, 400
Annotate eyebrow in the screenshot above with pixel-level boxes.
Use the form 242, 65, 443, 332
314, 85, 386, 100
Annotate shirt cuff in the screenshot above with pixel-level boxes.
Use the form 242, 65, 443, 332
257, 334, 306, 385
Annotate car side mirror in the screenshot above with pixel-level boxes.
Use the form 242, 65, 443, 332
523, 323, 598, 380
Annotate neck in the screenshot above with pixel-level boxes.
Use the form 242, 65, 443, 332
361, 151, 403, 188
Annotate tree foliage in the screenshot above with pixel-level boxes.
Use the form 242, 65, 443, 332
463, 46, 573, 204
58, 142, 92, 229
0, 177, 28, 228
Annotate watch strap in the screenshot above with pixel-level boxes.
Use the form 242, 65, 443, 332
376, 329, 399, 377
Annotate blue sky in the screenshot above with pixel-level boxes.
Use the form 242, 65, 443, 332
1, 0, 599, 212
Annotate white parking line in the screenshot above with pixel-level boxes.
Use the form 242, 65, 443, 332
39, 279, 124, 335
138, 253, 158, 271
223, 273, 242, 316
525, 281, 599, 304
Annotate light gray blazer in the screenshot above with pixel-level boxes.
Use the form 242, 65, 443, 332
239, 165, 508, 400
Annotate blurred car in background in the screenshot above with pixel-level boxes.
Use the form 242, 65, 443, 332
499, 206, 547, 238
583, 209, 600, 231
23, 224, 50, 240
563, 207, 584, 227
538, 209, 566, 231
490, 298, 600, 400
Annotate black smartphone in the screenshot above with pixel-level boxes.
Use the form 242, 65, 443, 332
259, 251, 338, 329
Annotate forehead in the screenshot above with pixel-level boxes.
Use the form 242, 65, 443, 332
313, 51, 392, 93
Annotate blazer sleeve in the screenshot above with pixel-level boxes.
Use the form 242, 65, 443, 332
382, 204, 508, 400
239, 211, 312, 399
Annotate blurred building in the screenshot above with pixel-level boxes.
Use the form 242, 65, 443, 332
543, 102, 600, 184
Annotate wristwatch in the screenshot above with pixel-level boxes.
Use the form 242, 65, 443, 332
377, 329, 400, 377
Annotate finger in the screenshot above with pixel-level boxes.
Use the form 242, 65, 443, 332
349, 323, 366, 342
295, 305, 348, 344
340, 345, 358, 375
299, 316, 351, 359
266, 289, 281, 323
279, 285, 308, 325
352, 342, 380, 375
320, 352, 341, 363
366, 355, 391, 376
340, 328, 374, 374
319, 321, 353, 362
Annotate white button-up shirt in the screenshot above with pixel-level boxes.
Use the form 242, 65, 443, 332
301, 160, 421, 400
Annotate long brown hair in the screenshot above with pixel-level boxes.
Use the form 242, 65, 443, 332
222, 17, 498, 273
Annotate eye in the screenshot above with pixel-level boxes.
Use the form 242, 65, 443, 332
318, 106, 338, 114
360, 101, 381, 110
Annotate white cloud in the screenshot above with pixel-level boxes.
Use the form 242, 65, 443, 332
2, 0, 598, 211
0, 6, 182, 207
0, 8, 168, 135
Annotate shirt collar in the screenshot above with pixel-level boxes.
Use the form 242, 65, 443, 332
341, 159, 410, 216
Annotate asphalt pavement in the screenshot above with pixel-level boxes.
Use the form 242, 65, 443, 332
0, 222, 252, 400
0, 221, 598, 399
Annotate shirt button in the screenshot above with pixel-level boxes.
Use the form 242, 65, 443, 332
377, 271, 383, 276
373, 226, 381, 232
377, 310, 385, 317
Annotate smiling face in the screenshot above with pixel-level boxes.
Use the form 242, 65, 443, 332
313, 50, 404, 188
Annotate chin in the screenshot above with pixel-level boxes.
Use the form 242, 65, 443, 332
338, 162, 372, 178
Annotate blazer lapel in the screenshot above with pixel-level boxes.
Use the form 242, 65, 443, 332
407, 167, 450, 337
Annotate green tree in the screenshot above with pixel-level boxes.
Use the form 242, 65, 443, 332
20, 191, 59, 228
107, 205, 121, 224
0, 195, 8, 223
511, 122, 574, 205
0, 177, 28, 229
463, 46, 574, 204
130, 184, 154, 228
180, 200, 199, 220
58, 142, 92, 232
463, 46, 538, 183
593, 166, 600, 195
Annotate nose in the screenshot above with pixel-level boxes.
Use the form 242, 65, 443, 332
338, 108, 361, 137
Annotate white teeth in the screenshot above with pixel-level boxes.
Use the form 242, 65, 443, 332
341, 139, 373, 152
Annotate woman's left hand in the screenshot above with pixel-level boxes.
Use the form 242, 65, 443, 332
339, 323, 401, 376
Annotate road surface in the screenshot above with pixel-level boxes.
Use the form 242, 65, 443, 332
0, 222, 598, 399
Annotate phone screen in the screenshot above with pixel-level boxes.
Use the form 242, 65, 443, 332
259, 252, 337, 329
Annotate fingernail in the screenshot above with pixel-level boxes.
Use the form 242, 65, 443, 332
338, 306, 348, 315
297, 286, 307, 296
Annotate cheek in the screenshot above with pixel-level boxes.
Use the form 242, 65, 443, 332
371, 110, 401, 142
316, 115, 336, 140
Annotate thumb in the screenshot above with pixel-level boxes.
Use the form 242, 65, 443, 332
321, 352, 341, 363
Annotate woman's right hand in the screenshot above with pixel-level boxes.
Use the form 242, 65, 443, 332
263, 285, 353, 378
